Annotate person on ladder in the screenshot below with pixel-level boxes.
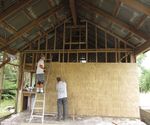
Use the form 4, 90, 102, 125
36, 54, 45, 93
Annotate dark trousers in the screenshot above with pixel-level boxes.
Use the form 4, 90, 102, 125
57, 97, 68, 120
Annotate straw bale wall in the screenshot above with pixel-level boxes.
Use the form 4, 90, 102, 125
45, 63, 139, 118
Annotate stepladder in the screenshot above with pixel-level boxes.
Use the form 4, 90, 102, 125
29, 92, 46, 124
29, 64, 51, 124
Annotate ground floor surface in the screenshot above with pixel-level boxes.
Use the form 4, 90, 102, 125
0, 111, 146, 125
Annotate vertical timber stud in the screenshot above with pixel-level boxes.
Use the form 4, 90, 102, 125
79, 28, 81, 49
70, 28, 72, 50
125, 42, 127, 63
115, 38, 117, 63
95, 27, 98, 62
63, 22, 66, 62
38, 38, 40, 50
32, 53, 34, 71
105, 32, 107, 63
54, 27, 56, 51
46, 34, 48, 60
86, 21, 88, 62
118, 40, 120, 62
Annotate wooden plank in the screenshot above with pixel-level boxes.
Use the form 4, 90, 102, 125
69, 0, 77, 26
79, 0, 148, 40
120, 0, 150, 16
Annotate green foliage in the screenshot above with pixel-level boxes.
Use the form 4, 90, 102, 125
137, 53, 150, 93
139, 69, 150, 93
2, 80, 17, 99
4, 64, 18, 81
0, 99, 15, 118
1, 64, 18, 100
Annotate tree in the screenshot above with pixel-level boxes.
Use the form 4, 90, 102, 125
139, 69, 150, 92
137, 53, 150, 93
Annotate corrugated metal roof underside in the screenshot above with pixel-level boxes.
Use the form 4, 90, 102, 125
0, 26, 12, 38
0, 0, 17, 13
0, 0, 149, 52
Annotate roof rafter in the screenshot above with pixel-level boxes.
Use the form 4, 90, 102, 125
120, 0, 150, 16
113, 0, 121, 16
23, 9, 45, 35
135, 39, 150, 55
79, 0, 148, 40
0, 0, 33, 22
19, 17, 71, 51
69, 0, 77, 26
137, 15, 148, 29
0, 3, 65, 51
1, 21, 31, 44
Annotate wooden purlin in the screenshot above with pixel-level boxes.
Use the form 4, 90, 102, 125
0, 3, 65, 51
0, 0, 33, 22
78, 0, 148, 40
120, 0, 150, 16
19, 17, 71, 51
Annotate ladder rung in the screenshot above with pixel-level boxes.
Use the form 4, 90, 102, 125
32, 115, 43, 118
34, 107, 43, 110
36, 100, 44, 102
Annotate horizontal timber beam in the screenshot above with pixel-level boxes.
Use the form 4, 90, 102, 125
23, 48, 133, 53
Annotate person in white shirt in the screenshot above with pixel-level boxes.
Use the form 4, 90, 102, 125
36, 54, 45, 93
56, 77, 68, 120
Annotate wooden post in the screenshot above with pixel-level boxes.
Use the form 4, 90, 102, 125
16, 53, 25, 112
0, 52, 4, 91
131, 53, 136, 63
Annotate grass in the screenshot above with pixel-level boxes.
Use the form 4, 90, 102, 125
0, 99, 16, 118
